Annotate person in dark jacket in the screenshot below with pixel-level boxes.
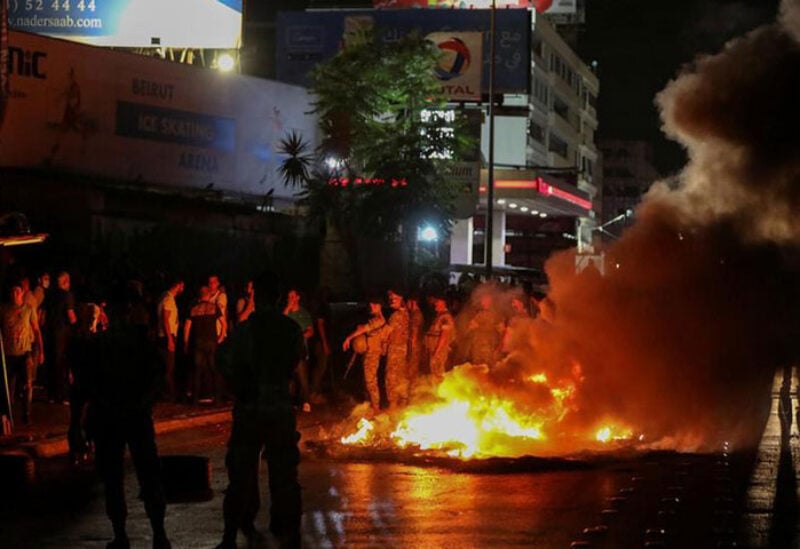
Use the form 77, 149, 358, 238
85, 288, 171, 549
216, 272, 304, 549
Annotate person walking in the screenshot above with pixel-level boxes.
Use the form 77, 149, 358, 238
343, 295, 389, 414
216, 272, 304, 549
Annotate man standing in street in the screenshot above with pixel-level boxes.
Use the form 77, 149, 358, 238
406, 294, 424, 391
343, 295, 389, 414
184, 286, 225, 404
47, 271, 77, 403
156, 278, 183, 401
217, 272, 304, 549
283, 288, 313, 413
87, 287, 171, 549
425, 296, 455, 382
385, 289, 410, 409
1, 283, 44, 424
208, 274, 228, 343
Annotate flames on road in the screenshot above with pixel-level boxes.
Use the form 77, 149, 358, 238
338, 358, 635, 459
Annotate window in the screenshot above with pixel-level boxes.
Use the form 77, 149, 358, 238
532, 76, 549, 107
529, 120, 545, 144
553, 96, 569, 121
549, 133, 568, 158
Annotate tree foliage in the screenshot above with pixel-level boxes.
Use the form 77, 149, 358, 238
282, 31, 474, 229
279, 30, 474, 288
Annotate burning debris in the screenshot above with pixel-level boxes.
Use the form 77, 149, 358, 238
332, 0, 800, 460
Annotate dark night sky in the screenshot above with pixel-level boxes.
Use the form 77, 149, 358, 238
579, 0, 781, 174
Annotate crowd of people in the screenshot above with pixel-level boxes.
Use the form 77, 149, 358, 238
0, 263, 546, 548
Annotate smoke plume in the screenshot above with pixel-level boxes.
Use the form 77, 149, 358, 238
533, 0, 800, 451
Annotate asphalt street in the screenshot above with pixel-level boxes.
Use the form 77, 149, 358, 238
0, 371, 797, 548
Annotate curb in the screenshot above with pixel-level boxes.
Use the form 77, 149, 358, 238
16, 409, 233, 458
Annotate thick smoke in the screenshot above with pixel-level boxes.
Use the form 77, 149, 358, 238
531, 0, 800, 451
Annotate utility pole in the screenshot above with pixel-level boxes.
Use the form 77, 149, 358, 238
485, 0, 497, 278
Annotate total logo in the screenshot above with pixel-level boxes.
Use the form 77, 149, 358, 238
434, 37, 471, 81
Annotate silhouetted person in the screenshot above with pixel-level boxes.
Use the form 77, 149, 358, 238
68, 301, 107, 464
86, 290, 171, 549
217, 272, 304, 549
47, 271, 77, 402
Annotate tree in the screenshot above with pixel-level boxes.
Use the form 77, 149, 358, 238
280, 30, 473, 293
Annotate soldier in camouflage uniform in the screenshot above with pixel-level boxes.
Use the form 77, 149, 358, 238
466, 293, 503, 368
406, 295, 424, 390
384, 290, 410, 408
425, 296, 455, 381
343, 296, 388, 413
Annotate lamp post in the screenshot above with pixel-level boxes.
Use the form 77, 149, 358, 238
484, 0, 497, 278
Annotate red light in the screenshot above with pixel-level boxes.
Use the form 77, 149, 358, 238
479, 177, 591, 211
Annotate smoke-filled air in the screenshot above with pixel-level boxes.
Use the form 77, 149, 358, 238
335, 0, 800, 458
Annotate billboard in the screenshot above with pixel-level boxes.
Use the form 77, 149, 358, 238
0, 31, 317, 199
7, 0, 242, 48
372, 1, 576, 14
427, 32, 482, 101
276, 9, 530, 95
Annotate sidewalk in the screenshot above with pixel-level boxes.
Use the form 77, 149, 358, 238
0, 400, 232, 458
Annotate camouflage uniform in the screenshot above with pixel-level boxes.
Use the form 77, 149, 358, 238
407, 308, 424, 387
362, 316, 388, 412
426, 311, 455, 380
467, 309, 501, 367
385, 308, 410, 407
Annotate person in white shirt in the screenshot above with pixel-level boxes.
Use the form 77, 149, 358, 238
156, 278, 184, 400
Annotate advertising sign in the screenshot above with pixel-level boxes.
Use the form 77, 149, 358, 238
372, 1, 576, 14
276, 9, 530, 95
426, 31, 482, 101
0, 30, 317, 199
7, 0, 242, 48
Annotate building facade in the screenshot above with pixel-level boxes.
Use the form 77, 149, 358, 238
450, 12, 601, 271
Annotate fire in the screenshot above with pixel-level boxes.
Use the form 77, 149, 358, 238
341, 418, 375, 445
391, 396, 545, 459
338, 363, 602, 459
529, 373, 548, 384
595, 424, 633, 443
337, 363, 641, 459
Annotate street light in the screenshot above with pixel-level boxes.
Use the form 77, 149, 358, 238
216, 53, 236, 72
419, 225, 439, 242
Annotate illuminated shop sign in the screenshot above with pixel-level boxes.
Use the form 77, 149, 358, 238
8, 0, 242, 48
479, 177, 592, 210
